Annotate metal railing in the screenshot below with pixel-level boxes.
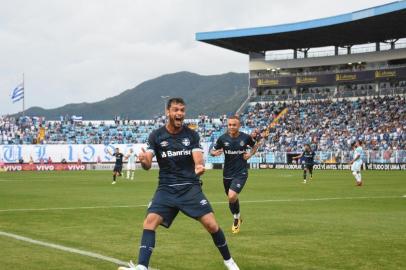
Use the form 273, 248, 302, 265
265, 42, 406, 61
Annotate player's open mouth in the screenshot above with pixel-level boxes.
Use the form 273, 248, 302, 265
175, 117, 183, 123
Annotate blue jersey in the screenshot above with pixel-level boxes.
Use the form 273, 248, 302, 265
113, 153, 124, 166
146, 125, 203, 192
302, 150, 315, 165
213, 132, 256, 178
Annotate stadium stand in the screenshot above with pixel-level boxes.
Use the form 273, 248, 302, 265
1, 95, 404, 155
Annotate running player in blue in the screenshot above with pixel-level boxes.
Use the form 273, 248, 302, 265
350, 140, 364, 186
292, 144, 316, 184
108, 148, 124, 184
118, 98, 239, 270
210, 115, 262, 234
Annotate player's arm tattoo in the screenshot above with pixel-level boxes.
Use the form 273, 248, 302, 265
243, 138, 263, 160
210, 148, 223, 156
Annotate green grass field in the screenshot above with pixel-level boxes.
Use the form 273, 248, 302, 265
0, 169, 405, 270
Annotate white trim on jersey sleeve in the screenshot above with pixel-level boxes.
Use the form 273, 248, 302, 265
192, 148, 204, 152
146, 149, 156, 156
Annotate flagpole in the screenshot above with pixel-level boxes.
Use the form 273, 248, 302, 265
22, 73, 25, 116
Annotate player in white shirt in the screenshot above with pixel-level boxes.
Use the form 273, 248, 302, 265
350, 140, 364, 186
125, 148, 137, 180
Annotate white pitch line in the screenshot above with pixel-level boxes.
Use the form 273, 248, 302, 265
0, 204, 148, 213
0, 195, 403, 213
0, 230, 126, 264
0, 231, 158, 270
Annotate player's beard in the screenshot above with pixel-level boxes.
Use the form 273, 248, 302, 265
170, 115, 184, 129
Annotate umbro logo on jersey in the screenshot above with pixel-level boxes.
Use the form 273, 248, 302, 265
160, 141, 169, 147
240, 141, 244, 146
200, 199, 208, 206
224, 142, 230, 147
182, 138, 190, 146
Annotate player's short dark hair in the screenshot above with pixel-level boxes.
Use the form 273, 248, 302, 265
167, 98, 185, 109
228, 115, 240, 121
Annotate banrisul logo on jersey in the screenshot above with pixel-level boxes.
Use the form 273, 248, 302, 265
161, 149, 191, 158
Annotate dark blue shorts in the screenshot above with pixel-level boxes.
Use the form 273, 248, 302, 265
223, 174, 248, 194
113, 165, 122, 173
302, 164, 314, 171
147, 184, 213, 228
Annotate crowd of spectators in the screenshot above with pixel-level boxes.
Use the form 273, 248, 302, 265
1, 96, 405, 153
243, 96, 405, 152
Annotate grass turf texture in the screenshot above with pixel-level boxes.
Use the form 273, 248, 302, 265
0, 170, 405, 270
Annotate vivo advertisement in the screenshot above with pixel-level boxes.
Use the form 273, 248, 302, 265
0, 143, 212, 164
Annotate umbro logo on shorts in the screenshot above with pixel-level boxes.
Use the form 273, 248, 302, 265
200, 199, 208, 206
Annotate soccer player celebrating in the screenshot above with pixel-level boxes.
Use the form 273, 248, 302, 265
350, 140, 364, 186
125, 148, 137, 180
118, 98, 240, 270
292, 144, 316, 184
210, 116, 262, 234
108, 147, 124, 184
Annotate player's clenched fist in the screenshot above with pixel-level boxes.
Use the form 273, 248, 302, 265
138, 148, 147, 162
195, 164, 205, 176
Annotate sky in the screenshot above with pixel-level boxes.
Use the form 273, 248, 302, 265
0, 0, 395, 115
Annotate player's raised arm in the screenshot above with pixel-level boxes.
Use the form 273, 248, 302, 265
292, 153, 303, 160
139, 132, 157, 170
193, 150, 205, 176
192, 132, 205, 176
138, 147, 153, 170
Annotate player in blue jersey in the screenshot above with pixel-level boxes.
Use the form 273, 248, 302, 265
210, 115, 262, 234
118, 98, 239, 270
350, 140, 364, 186
292, 144, 316, 184
108, 148, 124, 184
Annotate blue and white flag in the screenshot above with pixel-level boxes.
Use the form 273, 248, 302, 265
11, 83, 24, 103
71, 115, 83, 122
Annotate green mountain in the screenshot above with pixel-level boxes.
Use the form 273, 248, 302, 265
20, 72, 248, 120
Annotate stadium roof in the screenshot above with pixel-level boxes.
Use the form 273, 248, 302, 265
196, 1, 406, 54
